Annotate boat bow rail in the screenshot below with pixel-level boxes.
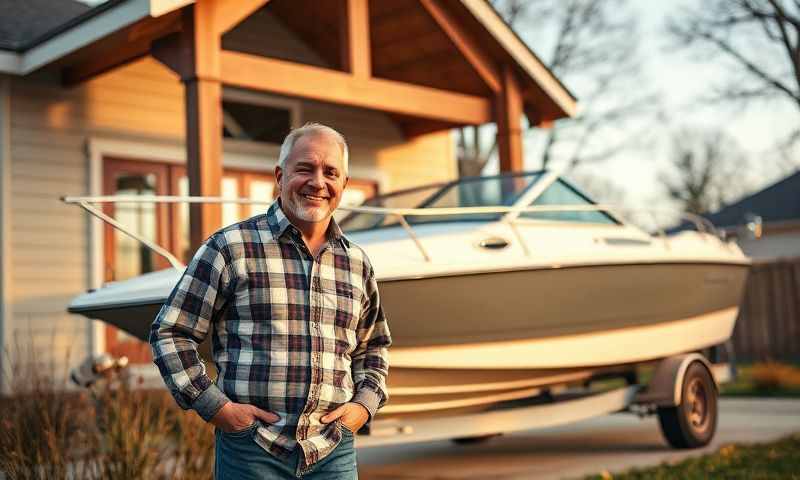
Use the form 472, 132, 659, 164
61, 195, 723, 266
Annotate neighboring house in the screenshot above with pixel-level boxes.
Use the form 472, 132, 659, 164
0, 0, 576, 386
703, 169, 800, 260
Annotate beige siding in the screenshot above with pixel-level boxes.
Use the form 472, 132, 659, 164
8, 22, 456, 371
7, 58, 186, 368
376, 131, 457, 192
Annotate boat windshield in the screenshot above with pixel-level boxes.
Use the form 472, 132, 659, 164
340, 172, 544, 232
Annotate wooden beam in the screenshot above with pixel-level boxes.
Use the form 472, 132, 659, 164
496, 65, 523, 172
183, 2, 223, 249
522, 87, 561, 128
419, 0, 501, 93
213, 0, 271, 35
221, 51, 492, 124
399, 119, 458, 138
339, 0, 371, 78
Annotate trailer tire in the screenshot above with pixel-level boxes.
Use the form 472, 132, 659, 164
657, 361, 717, 449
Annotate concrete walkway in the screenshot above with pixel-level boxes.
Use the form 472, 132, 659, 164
356, 397, 800, 479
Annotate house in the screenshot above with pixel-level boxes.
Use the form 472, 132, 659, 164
704, 169, 800, 260
0, 0, 575, 385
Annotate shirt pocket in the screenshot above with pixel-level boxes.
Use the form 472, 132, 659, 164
321, 285, 362, 339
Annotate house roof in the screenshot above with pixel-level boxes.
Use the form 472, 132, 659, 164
704, 169, 800, 227
0, 0, 576, 123
0, 0, 92, 51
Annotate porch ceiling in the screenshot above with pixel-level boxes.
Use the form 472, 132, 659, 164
225, 0, 492, 97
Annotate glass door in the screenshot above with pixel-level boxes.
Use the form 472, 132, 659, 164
103, 157, 171, 363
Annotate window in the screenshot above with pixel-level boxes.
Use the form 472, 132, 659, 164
521, 180, 618, 224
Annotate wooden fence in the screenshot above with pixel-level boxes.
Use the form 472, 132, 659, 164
731, 256, 800, 362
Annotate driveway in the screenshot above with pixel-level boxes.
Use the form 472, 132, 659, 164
356, 397, 800, 479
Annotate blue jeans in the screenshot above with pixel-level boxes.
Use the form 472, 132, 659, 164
214, 422, 358, 479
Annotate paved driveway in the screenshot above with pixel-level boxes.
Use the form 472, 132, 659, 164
356, 397, 800, 480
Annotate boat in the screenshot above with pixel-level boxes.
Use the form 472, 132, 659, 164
66, 170, 750, 417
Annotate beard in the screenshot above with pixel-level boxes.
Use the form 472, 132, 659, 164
284, 191, 334, 223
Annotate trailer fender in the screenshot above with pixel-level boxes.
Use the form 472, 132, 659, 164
636, 353, 716, 407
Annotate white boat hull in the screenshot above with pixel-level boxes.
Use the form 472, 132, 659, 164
65, 172, 751, 416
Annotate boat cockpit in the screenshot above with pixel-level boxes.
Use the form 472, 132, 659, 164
340, 170, 619, 233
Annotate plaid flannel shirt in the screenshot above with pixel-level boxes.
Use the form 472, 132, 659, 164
150, 201, 391, 472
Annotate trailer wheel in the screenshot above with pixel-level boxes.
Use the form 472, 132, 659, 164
657, 361, 717, 449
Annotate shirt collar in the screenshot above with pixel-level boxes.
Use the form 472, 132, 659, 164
266, 200, 351, 249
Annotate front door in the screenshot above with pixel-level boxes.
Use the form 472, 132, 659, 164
103, 157, 171, 363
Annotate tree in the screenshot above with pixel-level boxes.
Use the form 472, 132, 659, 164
659, 128, 751, 215
667, 0, 800, 145
457, 0, 658, 177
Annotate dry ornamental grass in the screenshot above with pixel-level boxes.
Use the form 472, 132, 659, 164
0, 352, 215, 480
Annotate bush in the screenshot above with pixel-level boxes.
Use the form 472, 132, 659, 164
750, 362, 800, 392
0, 354, 214, 480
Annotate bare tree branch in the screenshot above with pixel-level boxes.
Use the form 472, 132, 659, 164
454, 0, 657, 177
667, 0, 800, 113
659, 127, 751, 214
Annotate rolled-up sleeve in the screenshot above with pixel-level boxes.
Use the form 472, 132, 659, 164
149, 234, 234, 421
351, 264, 391, 419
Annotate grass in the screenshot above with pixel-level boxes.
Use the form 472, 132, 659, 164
0, 350, 215, 480
583, 434, 800, 479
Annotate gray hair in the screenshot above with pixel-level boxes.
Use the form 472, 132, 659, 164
277, 122, 349, 175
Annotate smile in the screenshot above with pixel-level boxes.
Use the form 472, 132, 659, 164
302, 194, 328, 201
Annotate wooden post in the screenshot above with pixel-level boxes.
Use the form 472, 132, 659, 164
183, 2, 222, 250
496, 65, 523, 172
340, 0, 371, 78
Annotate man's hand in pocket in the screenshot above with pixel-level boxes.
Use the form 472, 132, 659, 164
321, 402, 369, 433
210, 402, 280, 433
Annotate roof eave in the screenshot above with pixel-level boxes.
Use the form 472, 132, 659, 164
0, 0, 192, 76
0, 50, 21, 74
459, 0, 578, 119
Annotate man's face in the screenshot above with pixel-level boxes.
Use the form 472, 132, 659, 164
276, 132, 348, 225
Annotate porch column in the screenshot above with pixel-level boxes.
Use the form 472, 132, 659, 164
496, 65, 524, 172
183, 2, 222, 250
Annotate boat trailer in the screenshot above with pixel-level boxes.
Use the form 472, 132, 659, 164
358, 354, 732, 450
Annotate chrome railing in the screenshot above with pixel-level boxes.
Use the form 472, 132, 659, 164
62, 195, 721, 266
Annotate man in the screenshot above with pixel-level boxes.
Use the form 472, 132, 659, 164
150, 123, 391, 479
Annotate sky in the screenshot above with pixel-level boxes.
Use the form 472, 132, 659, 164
553, 2, 797, 211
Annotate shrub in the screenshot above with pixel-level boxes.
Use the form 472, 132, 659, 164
0, 352, 214, 480
750, 362, 800, 392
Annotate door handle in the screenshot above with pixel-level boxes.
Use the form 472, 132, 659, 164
479, 237, 509, 249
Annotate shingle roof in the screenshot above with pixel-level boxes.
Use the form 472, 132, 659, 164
0, 0, 91, 51
704, 169, 800, 227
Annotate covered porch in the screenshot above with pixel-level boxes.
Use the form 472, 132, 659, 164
51, 0, 575, 249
